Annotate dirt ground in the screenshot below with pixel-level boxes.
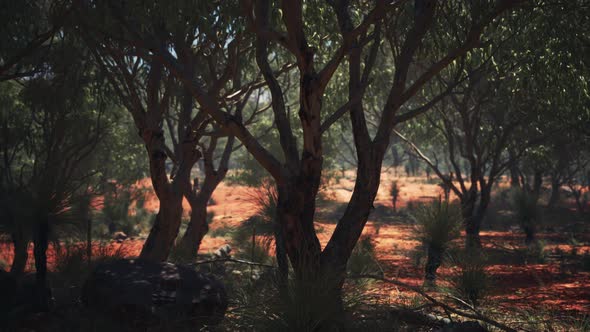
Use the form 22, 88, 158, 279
1, 171, 589, 315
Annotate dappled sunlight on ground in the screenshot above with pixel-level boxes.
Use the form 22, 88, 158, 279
1, 172, 588, 315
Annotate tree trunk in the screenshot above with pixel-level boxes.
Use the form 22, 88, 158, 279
33, 216, 50, 312
508, 149, 520, 187
465, 218, 482, 249
462, 198, 482, 249
523, 225, 536, 245
274, 213, 289, 297
177, 196, 209, 260
277, 180, 322, 282
139, 127, 186, 262
140, 193, 184, 262
548, 177, 561, 208
424, 244, 443, 286
86, 217, 92, 268
532, 170, 543, 200
10, 228, 29, 277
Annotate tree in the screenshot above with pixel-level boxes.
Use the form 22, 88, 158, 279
79, 1, 274, 261
0, 35, 119, 310
84, 1, 525, 322
395, 0, 590, 247
0, 0, 75, 81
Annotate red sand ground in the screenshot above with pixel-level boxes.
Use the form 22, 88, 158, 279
1, 171, 588, 315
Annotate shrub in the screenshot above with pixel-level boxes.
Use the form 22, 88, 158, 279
523, 240, 548, 264
512, 189, 541, 244
52, 240, 132, 292
413, 198, 463, 251
347, 236, 382, 276
413, 198, 462, 285
449, 251, 491, 307
235, 236, 274, 265
233, 179, 277, 251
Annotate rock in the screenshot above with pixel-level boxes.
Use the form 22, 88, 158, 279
435, 321, 488, 332
82, 259, 228, 328
112, 231, 128, 242
213, 244, 232, 259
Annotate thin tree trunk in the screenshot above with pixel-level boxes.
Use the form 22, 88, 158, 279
508, 149, 520, 187
462, 198, 482, 249
548, 177, 561, 208
33, 216, 50, 312
10, 228, 29, 277
86, 217, 92, 268
532, 170, 543, 200
424, 245, 443, 286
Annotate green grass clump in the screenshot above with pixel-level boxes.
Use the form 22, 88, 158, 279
449, 251, 491, 307
413, 198, 462, 251
347, 236, 382, 276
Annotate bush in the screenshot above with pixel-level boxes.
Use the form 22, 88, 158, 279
347, 236, 382, 276
52, 240, 133, 304
449, 251, 491, 307
413, 198, 462, 251
235, 237, 274, 265
232, 179, 277, 251
413, 198, 462, 285
523, 240, 548, 264
512, 189, 541, 244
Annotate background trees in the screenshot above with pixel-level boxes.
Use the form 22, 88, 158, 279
1, 0, 589, 327
0, 33, 136, 309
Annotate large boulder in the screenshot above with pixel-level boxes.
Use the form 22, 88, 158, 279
81, 259, 228, 328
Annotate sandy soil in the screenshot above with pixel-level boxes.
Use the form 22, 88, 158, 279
1, 171, 588, 314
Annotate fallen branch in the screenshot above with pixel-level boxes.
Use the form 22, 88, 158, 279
350, 274, 518, 332
190, 257, 276, 269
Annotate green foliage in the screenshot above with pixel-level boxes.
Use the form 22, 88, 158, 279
413, 198, 463, 251
347, 236, 382, 276
449, 251, 491, 307
232, 179, 277, 250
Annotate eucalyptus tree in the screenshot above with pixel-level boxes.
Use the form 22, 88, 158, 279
87, 2, 527, 322
78, 1, 277, 261
150, 0, 520, 294
397, 0, 589, 248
